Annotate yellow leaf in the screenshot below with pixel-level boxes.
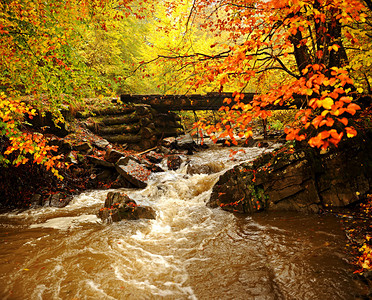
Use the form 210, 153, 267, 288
322, 97, 334, 110
244, 130, 253, 138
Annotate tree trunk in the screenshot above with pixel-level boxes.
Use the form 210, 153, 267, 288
328, 9, 348, 68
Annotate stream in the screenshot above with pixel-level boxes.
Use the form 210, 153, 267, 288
0, 146, 365, 299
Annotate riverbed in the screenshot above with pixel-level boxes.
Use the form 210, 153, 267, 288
0, 146, 364, 299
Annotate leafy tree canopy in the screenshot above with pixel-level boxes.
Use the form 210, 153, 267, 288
137, 0, 372, 150
1, 0, 372, 176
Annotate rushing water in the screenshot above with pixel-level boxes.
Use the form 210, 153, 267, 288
0, 146, 364, 299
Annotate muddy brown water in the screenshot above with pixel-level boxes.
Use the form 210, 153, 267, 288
0, 146, 365, 299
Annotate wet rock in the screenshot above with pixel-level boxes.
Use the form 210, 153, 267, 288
110, 175, 135, 189
86, 155, 114, 168
157, 146, 171, 155
93, 138, 110, 149
186, 162, 225, 175
162, 137, 176, 148
98, 192, 156, 222
104, 148, 127, 163
96, 169, 116, 182
209, 135, 372, 213
176, 133, 194, 147
73, 142, 92, 153
30, 194, 42, 207
115, 157, 151, 188
244, 138, 256, 147
104, 191, 132, 208
136, 206, 157, 219
208, 162, 261, 213
145, 151, 164, 164
44, 193, 72, 208
167, 155, 183, 170
49, 138, 72, 153
142, 160, 164, 173
176, 133, 196, 154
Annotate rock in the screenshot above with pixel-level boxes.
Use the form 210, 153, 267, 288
176, 133, 196, 154
138, 158, 164, 173
96, 169, 116, 182
115, 157, 151, 188
98, 192, 156, 222
157, 146, 171, 155
73, 142, 92, 153
256, 159, 322, 212
104, 191, 132, 208
44, 193, 72, 208
208, 162, 260, 213
110, 175, 135, 189
136, 206, 156, 219
167, 155, 183, 170
104, 148, 127, 163
162, 137, 176, 147
186, 162, 225, 175
176, 133, 194, 146
86, 155, 115, 168
30, 194, 42, 207
93, 139, 110, 149
243, 138, 256, 147
49, 138, 72, 153
145, 151, 164, 164
208, 135, 372, 214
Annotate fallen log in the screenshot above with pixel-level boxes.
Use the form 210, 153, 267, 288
77, 106, 136, 118
97, 113, 140, 126
102, 134, 142, 144
96, 124, 141, 135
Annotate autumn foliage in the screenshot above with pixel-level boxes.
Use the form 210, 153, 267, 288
145, 0, 371, 150
0, 93, 64, 178
0, 0, 130, 175
1, 0, 372, 175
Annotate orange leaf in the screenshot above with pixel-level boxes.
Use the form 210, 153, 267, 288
337, 117, 348, 126
345, 103, 361, 115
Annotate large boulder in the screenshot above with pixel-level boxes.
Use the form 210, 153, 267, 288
208, 135, 372, 213
98, 192, 156, 222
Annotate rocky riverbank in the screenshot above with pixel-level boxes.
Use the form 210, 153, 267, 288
208, 132, 372, 214
0, 116, 198, 210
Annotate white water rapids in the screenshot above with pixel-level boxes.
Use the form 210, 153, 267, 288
0, 146, 364, 299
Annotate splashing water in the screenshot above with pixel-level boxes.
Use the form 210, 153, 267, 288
0, 146, 363, 299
